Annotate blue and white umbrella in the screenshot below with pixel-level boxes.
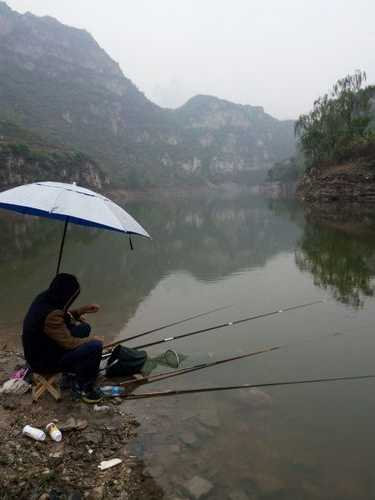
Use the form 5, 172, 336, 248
0, 181, 150, 273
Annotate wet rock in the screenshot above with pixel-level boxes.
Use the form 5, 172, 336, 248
147, 465, 164, 478
0, 452, 14, 465
83, 430, 103, 445
2, 399, 17, 411
236, 389, 272, 410
49, 444, 64, 459
248, 389, 272, 409
93, 405, 112, 414
60, 417, 88, 431
197, 409, 220, 429
180, 431, 199, 448
192, 420, 215, 438
183, 476, 213, 499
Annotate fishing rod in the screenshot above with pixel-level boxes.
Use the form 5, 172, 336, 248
133, 300, 324, 350
119, 344, 281, 388
103, 303, 233, 351
118, 329, 340, 388
122, 374, 375, 400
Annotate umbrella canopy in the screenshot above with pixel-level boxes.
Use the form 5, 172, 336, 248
0, 181, 150, 236
0, 181, 150, 273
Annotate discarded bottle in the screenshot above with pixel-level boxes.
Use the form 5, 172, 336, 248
100, 385, 125, 397
22, 425, 46, 442
46, 423, 62, 442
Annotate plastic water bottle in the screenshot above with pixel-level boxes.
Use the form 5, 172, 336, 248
22, 425, 46, 442
46, 423, 62, 442
101, 385, 125, 397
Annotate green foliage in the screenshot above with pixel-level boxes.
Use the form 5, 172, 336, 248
296, 222, 375, 308
267, 154, 306, 183
295, 70, 375, 167
0, 120, 106, 189
0, 12, 295, 190
7, 143, 31, 156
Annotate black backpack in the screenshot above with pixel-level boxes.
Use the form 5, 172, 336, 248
105, 345, 147, 378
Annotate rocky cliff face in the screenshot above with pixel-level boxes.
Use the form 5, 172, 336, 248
171, 96, 295, 182
0, 120, 108, 190
296, 162, 375, 203
0, 143, 108, 190
0, 2, 295, 188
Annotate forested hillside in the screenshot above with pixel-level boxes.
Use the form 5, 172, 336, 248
0, 2, 295, 189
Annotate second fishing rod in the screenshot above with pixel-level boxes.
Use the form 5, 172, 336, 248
117, 328, 342, 389
130, 299, 324, 350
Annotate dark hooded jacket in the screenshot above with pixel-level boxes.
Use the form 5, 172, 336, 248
22, 274, 91, 373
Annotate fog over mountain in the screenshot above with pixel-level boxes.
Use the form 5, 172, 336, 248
0, 2, 295, 189
6, 0, 375, 119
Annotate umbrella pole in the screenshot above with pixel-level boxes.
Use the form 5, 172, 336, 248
56, 218, 69, 275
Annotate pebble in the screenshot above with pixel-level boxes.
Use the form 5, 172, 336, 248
180, 431, 199, 448
59, 417, 88, 431
147, 465, 164, 478
84, 430, 103, 445
183, 476, 213, 499
93, 405, 112, 413
0, 452, 14, 465
2, 400, 16, 410
49, 445, 64, 459
247, 389, 272, 409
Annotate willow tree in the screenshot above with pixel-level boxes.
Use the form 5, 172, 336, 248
295, 70, 373, 167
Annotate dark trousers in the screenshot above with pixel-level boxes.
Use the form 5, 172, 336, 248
59, 340, 103, 385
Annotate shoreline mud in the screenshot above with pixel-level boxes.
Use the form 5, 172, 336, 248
0, 349, 163, 500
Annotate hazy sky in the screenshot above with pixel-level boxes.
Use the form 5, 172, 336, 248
6, 0, 375, 120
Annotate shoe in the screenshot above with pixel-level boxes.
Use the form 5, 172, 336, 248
72, 382, 103, 404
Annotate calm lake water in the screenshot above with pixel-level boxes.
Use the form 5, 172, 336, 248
2, 193, 375, 499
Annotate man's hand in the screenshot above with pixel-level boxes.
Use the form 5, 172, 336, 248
84, 304, 100, 314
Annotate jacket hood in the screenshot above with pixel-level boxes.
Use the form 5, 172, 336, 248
47, 273, 80, 310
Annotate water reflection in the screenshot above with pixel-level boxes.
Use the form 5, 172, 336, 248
2, 195, 375, 499
0, 196, 300, 346
295, 220, 375, 308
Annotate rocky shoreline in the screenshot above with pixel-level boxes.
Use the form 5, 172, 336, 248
0, 350, 163, 500
296, 161, 375, 204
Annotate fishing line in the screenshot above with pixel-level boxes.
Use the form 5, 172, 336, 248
123, 374, 375, 400
133, 300, 325, 350
118, 329, 341, 388
102, 303, 233, 353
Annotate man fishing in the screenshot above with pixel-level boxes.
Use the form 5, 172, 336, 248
23, 273, 103, 403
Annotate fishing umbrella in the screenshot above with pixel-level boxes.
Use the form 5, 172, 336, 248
0, 181, 150, 273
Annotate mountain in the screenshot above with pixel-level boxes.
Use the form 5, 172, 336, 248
0, 119, 108, 190
0, 2, 295, 189
172, 95, 295, 184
